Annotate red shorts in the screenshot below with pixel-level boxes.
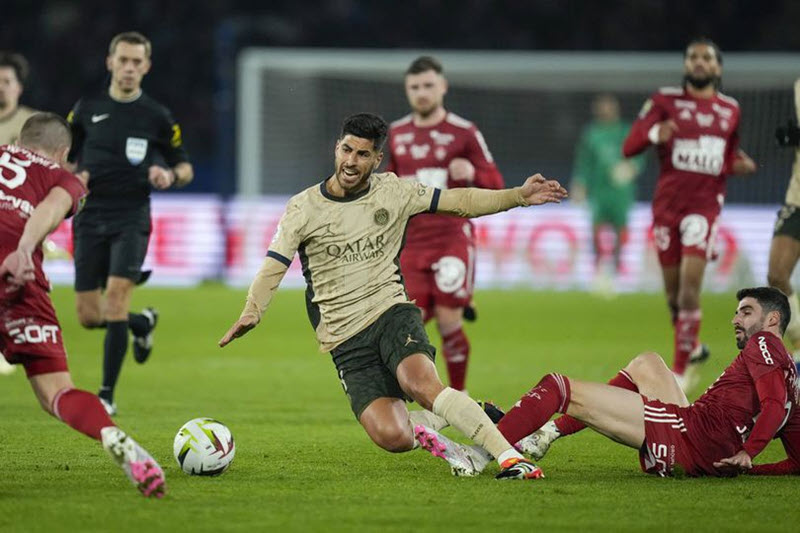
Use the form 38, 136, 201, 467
400, 238, 475, 320
638, 398, 715, 477
0, 283, 68, 377
651, 201, 721, 268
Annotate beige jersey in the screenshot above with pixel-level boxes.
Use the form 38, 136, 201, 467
268, 172, 439, 352
0, 105, 36, 145
785, 79, 800, 206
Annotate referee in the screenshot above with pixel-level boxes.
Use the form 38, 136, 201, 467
67, 32, 193, 415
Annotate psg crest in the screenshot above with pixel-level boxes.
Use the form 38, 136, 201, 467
125, 137, 148, 165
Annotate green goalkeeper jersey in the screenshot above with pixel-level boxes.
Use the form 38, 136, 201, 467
572, 120, 643, 211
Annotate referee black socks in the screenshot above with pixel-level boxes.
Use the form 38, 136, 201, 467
101, 320, 129, 400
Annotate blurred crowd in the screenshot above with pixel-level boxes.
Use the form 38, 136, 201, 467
3, 0, 799, 192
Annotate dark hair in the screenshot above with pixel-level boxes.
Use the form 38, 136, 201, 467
406, 56, 443, 76
736, 287, 790, 335
685, 37, 723, 65
19, 112, 72, 153
109, 31, 152, 57
340, 113, 388, 151
0, 51, 30, 85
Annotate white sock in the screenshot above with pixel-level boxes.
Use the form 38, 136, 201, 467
432, 387, 522, 465
497, 448, 524, 465
542, 420, 560, 436
408, 409, 449, 432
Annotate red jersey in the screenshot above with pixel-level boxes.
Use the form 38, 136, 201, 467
0, 144, 86, 294
623, 86, 741, 213
386, 112, 504, 246
686, 331, 800, 470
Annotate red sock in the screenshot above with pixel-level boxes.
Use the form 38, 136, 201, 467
553, 370, 639, 435
674, 309, 701, 375
442, 327, 470, 391
497, 373, 571, 445
53, 388, 115, 441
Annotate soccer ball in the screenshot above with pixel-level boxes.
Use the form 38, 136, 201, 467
173, 417, 236, 476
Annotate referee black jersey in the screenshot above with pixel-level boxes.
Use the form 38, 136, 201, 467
67, 90, 189, 210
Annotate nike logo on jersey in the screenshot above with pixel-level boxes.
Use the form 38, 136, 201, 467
91, 113, 110, 123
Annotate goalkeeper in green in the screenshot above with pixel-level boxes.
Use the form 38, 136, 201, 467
571, 94, 643, 283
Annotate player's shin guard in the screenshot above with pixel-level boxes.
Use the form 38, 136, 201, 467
432, 387, 519, 463
497, 373, 571, 446
100, 320, 129, 402
553, 370, 638, 435
53, 388, 115, 440
674, 309, 701, 375
409, 409, 449, 433
442, 327, 470, 391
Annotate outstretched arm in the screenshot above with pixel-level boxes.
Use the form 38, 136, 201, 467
1, 187, 74, 287
435, 174, 567, 218
219, 195, 306, 347
218, 256, 289, 347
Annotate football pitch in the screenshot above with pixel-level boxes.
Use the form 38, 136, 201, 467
1, 286, 797, 532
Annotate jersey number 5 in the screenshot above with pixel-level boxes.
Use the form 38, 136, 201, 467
0, 152, 31, 189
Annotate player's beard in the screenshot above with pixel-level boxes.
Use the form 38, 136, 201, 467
683, 73, 718, 90
735, 320, 765, 349
413, 100, 439, 119
735, 328, 747, 349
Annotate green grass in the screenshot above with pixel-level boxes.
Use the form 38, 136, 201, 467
1, 287, 797, 532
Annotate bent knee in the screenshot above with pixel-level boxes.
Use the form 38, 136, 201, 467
369, 424, 415, 453
104, 288, 129, 308
402, 384, 440, 412
626, 351, 669, 378
76, 308, 103, 328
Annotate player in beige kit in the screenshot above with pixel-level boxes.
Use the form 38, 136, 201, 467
220, 113, 567, 480
768, 79, 800, 359
0, 52, 36, 145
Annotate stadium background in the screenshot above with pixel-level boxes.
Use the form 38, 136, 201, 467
4, 0, 799, 196
4, 1, 799, 291
3, 3, 800, 532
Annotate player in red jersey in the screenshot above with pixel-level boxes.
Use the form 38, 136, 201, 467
0, 113, 165, 497
386, 56, 504, 391
418, 286, 798, 478
488, 287, 800, 478
623, 38, 756, 392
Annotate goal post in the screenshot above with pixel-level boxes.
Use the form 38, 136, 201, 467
237, 48, 798, 201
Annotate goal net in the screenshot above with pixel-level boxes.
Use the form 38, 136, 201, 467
237, 49, 797, 202
232, 49, 798, 292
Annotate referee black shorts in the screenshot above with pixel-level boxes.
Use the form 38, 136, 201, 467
72, 204, 152, 291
